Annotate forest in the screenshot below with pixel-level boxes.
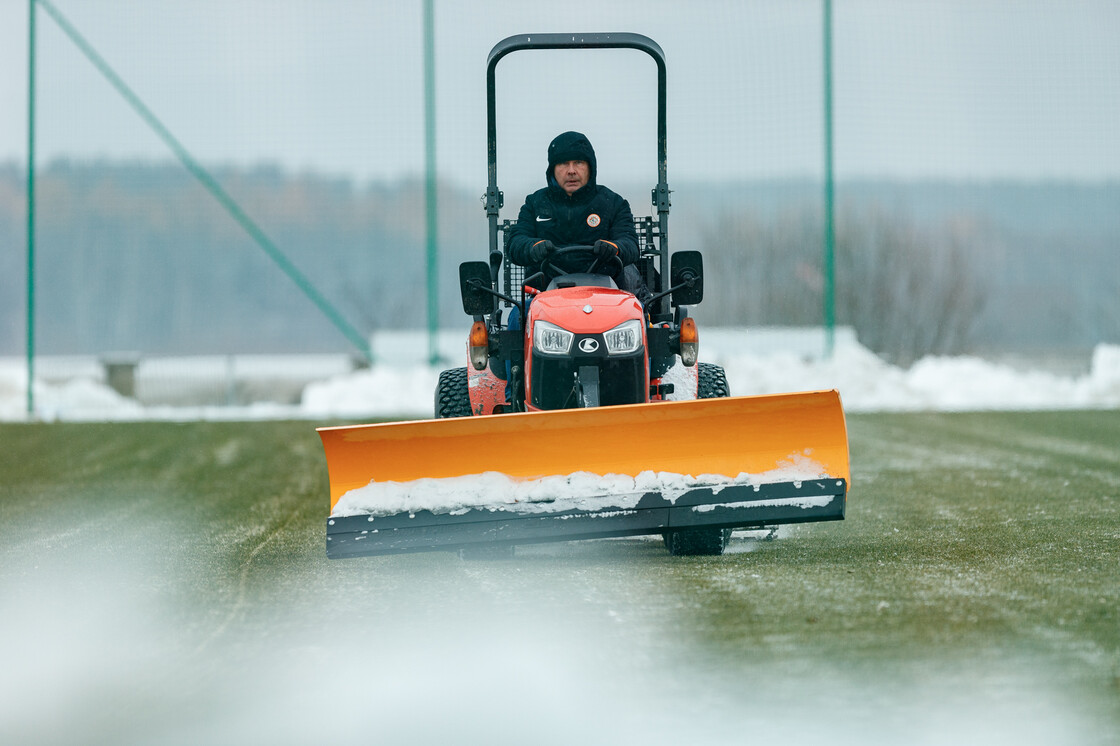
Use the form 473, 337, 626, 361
1, 160, 1116, 363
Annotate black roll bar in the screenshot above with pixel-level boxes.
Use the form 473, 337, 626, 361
484, 33, 671, 311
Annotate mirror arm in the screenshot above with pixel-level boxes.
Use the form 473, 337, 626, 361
467, 278, 525, 320
645, 271, 698, 307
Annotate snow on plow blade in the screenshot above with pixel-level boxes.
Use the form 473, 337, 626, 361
318, 391, 850, 558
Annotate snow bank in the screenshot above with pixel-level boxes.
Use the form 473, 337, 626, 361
307, 339, 1120, 419
2, 336, 1118, 421
0, 368, 145, 422
710, 340, 1120, 412
301, 364, 441, 419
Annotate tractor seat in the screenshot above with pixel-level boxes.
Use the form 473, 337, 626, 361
546, 273, 619, 291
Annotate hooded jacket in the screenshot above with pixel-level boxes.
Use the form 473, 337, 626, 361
507, 131, 639, 268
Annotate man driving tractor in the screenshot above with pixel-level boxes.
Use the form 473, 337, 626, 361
507, 131, 644, 289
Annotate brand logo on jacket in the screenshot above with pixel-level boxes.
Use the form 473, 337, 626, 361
586, 213, 601, 227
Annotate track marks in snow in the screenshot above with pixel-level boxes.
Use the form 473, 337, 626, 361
191, 498, 308, 656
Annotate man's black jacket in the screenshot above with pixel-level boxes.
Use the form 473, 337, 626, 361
507, 182, 640, 269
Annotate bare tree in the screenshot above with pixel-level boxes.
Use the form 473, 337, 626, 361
700, 203, 991, 363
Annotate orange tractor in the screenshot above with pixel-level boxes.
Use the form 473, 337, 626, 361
319, 33, 850, 558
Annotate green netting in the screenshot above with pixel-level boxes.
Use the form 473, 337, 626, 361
2, 0, 1117, 405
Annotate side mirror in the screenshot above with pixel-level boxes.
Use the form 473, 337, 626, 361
459, 261, 493, 315
670, 251, 704, 306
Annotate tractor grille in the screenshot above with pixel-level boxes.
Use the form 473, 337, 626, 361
529, 353, 646, 410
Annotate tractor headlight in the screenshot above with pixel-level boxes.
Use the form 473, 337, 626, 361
533, 320, 574, 356
603, 319, 643, 355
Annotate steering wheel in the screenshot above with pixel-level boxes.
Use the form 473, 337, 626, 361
540, 245, 623, 280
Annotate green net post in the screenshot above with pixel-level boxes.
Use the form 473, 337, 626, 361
26, 0, 37, 416
424, 0, 440, 366
822, 0, 836, 359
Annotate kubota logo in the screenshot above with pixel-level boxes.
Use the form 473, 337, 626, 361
578, 338, 599, 353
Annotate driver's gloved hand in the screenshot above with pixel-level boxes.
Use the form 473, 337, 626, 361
529, 239, 555, 264
593, 240, 619, 262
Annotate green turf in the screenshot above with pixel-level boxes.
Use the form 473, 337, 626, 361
1, 413, 1117, 743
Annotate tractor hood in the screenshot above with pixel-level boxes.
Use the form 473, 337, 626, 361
529, 286, 643, 334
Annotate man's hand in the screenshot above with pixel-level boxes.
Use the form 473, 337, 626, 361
529, 239, 555, 264
593, 240, 619, 262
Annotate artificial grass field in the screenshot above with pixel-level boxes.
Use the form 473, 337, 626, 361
1, 412, 1117, 744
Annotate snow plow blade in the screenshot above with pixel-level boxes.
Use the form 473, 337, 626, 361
318, 390, 850, 558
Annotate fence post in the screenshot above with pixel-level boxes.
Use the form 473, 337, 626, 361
822, 0, 836, 359
26, 0, 36, 416
423, 0, 440, 366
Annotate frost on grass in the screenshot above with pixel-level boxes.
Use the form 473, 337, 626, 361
330, 454, 830, 518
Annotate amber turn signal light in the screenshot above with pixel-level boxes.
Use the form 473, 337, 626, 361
679, 317, 699, 366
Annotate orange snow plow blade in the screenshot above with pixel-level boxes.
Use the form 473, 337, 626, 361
318, 390, 850, 558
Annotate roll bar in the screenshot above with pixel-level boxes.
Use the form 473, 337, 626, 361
483, 33, 671, 292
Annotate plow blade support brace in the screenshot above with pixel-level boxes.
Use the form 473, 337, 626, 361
318, 391, 850, 557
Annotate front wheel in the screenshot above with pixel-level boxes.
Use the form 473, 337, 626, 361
435, 367, 472, 418
697, 362, 730, 398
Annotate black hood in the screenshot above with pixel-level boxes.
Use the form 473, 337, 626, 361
546, 131, 597, 188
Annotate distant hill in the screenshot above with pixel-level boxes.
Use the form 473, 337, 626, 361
1, 161, 1116, 360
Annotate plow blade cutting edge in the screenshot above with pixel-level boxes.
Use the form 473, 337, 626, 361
318, 390, 850, 558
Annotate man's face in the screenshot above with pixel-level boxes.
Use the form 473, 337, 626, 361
554, 160, 590, 195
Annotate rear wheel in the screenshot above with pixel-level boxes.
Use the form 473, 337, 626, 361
664, 361, 732, 555
435, 367, 472, 418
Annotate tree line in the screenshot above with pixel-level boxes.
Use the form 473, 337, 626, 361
1, 161, 1115, 362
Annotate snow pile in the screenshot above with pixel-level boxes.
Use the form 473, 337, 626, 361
301, 364, 442, 419
711, 341, 1120, 412
292, 341, 1120, 420
0, 369, 145, 422
331, 455, 831, 519
1, 335, 1118, 421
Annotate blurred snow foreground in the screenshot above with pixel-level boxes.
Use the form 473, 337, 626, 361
1, 329, 1118, 422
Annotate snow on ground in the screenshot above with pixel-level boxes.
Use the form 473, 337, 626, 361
1, 329, 1118, 421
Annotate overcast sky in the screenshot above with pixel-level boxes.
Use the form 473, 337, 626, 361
1, 0, 1118, 192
